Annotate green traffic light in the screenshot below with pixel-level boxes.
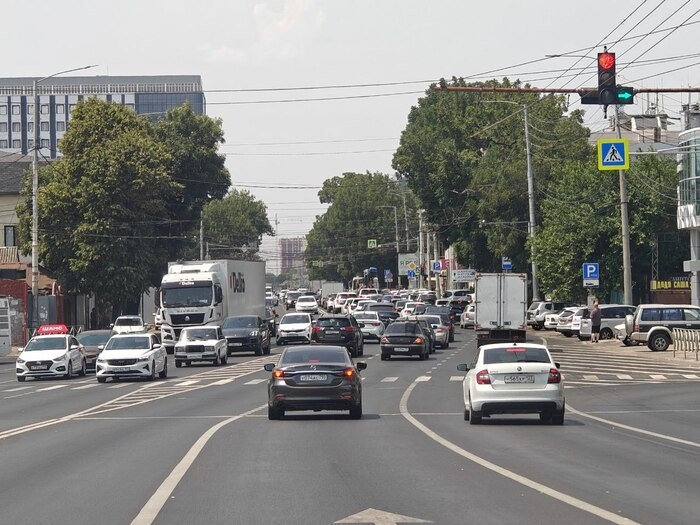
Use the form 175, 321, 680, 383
616, 86, 634, 104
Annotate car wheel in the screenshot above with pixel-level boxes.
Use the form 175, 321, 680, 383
648, 333, 671, 352
551, 405, 565, 425
97, 376, 107, 383
449, 333, 454, 342
444, 340, 450, 349
380, 354, 389, 361
600, 328, 614, 340
65, 361, 73, 379
469, 405, 482, 425
532, 324, 542, 331
175, 360, 182, 368
349, 400, 362, 420
78, 359, 87, 377
463, 408, 469, 421
623, 337, 639, 347
268, 405, 283, 420
185, 360, 191, 367
222, 351, 228, 364
563, 332, 573, 338
539, 411, 553, 423
255, 342, 263, 356
419, 348, 426, 360
17, 375, 26, 382
213, 352, 221, 366
358, 340, 364, 356
265, 339, 271, 354
149, 361, 156, 381
159, 358, 168, 379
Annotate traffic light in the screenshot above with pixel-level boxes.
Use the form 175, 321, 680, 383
597, 51, 616, 106
615, 86, 634, 104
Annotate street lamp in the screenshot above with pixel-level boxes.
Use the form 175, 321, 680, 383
31, 65, 98, 330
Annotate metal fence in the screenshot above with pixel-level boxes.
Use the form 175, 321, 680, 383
671, 329, 700, 361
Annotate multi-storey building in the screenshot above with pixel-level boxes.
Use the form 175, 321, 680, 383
279, 237, 307, 283
0, 75, 205, 158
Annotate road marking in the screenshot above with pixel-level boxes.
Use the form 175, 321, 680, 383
2, 386, 31, 392
415, 376, 431, 382
682, 374, 699, 379
108, 383, 129, 388
36, 385, 68, 392
399, 380, 642, 525
649, 374, 667, 380
130, 404, 266, 525
211, 378, 234, 386
174, 380, 199, 387
583, 375, 599, 380
380, 377, 398, 383
449, 375, 463, 382
244, 378, 266, 385
72, 384, 98, 390
616, 374, 633, 380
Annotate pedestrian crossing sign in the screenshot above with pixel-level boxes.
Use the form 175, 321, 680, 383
597, 138, 629, 171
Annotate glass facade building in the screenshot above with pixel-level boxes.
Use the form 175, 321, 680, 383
677, 128, 700, 229
0, 75, 204, 158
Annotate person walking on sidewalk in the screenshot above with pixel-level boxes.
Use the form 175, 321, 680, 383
590, 300, 602, 343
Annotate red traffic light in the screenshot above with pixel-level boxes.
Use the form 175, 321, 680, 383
598, 52, 615, 70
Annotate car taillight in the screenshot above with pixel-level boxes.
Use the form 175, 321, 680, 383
413, 337, 424, 344
548, 368, 561, 384
380, 336, 389, 344
312, 326, 322, 333
344, 367, 355, 378
273, 369, 290, 378
342, 326, 354, 332
371, 321, 382, 326
476, 369, 491, 384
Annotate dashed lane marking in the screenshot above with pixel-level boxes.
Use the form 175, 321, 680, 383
2, 386, 31, 392
244, 378, 266, 385
449, 376, 462, 382
35, 385, 68, 392
380, 377, 398, 383
211, 379, 234, 386
650, 374, 667, 380
415, 376, 431, 382
72, 384, 98, 390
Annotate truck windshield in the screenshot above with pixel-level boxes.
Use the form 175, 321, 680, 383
162, 285, 213, 307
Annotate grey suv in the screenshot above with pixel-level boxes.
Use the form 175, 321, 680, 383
625, 304, 700, 352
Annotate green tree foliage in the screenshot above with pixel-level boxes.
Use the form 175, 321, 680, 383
392, 78, 591, 273
531, 154, 683, 302
17, 98, 178, 310
304, 172, 419, 283
202, 189, 273, 260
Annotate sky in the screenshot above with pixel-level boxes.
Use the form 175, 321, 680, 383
3, 0, 698, 272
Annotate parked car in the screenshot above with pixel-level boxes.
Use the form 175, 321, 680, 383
16, 328, 87, 381
527, 301, 571, 330
311, 314, 364, 356
276, 313, 313, 346
626, 304, 700, 351
264, 345, 366, 419
174, 326, 228, 367
380, 320, 429, 360
578, 304, 636, 340
543, 309, 565, 330
457, 342, 564, 425
95, 332, 167, 383
555, 307, 585, 337
221, 315, 271, 355
419, 314, 450, 349
352, 311, 385, 342
295, 295, 319, 314
112, 315, 145, 334
76, 329, 114, 371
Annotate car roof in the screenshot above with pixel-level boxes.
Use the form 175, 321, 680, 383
110, 333, 152, 339
479, 342, 549, 352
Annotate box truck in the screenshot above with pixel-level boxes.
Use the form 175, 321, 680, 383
474, 273, 527, 347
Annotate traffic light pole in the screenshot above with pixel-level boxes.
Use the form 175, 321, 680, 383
615, 105, 633, 305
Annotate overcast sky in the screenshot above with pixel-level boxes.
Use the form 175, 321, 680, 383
4, 1, 698, 271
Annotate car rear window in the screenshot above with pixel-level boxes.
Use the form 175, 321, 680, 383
368, 304, 394, 312
316, 317, 351, 327
281, 348, 348, 364
483, 347, 551, 364
384, 322, 420, 335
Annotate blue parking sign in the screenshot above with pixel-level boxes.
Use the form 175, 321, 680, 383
582, 263, 599, 279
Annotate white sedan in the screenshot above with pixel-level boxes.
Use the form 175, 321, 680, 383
16, 333, 87, 381
295, 296, 318, 314
174, 326, 228, 367
112, 315, 145, 334
457, 342, 565, 425
276, 313, 313, 345
96, 333, 167, 383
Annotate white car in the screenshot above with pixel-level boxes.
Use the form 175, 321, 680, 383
555, 307, 583, 337
16, 332, 87, 381
460, 304, 475, 328
174, 326, 228, 367
543, 309, 564, 330
276, 313, 313, 345
419, 314, 450, 349
353, 311, 385, 342
401, 302, 423, 318
96, 333, 167, 383
295, 295, 318, 314
457, 342, 565, 425
112, 315, 145, 334
333, 292, 357, 314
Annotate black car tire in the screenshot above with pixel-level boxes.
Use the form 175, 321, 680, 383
65, 361, 73, 379
463, 408, 469, 421
185, 360, 191, 367
255, 343, 263, 356
97, 376, 107, 383
159, 358, 168, 379
539, 411, 553, 423
349, 400, 362, 420
623, 336, 639, 347
175, 360, 182, 368
551, 405, 565, 425
449, 333, 454, 342
563, 332, 573, 338
222, 351, 228, 364
648, 332, 671, 352
265, 338, 271, 354
469, 405, 482, 425
78, 359, 87, 377
268, 405, 283, 420
149, 361, 156, 381
532, 323, 542, 330
600, 328, 614, 340
419, 348, 427, 360
17, 375, 26, 382
213, 352, 221, 366
381, 354, 389, 361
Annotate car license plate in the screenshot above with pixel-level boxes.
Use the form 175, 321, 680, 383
394, 347, 409, 352
30, 365, 49, 371
231, 342, 243, 346
112, 367, 130, 372
504, 375, 534, 384
326, 330, 339, 335
299, 374, 327, 382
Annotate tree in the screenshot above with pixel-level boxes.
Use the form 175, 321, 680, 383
202, 189, 273, 260
304, 172, 419, 283
17, 98, 179, 311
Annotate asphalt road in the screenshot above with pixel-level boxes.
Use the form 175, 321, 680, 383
0, 323, 699, 525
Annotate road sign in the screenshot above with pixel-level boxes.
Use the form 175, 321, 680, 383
367, 239, 377, 249
384, 269, 393, 283
452, 269, 476, 282
407, 269, 416, 278
597, 139, 629, 171
501, 257, 512, 271
398, 253, 419, 276
582, 263, 599, 279
432, 261, 441, 272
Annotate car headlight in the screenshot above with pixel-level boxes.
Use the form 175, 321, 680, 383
16, 358, 25, 364
205, 346, 215, 351
137, 356, 151, 362
97, 357, 106, 363
250, 330, 259, 337
53, 354, 68, 362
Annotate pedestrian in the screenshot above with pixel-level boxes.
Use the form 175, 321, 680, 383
90, 307, 98, 330
590, 300, 601, 343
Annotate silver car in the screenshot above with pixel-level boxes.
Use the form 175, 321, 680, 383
352, 311, 385, 342
418, 314, 450, 349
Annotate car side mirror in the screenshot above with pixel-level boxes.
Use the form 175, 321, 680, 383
456, 363, 469, 372
264, 363, 275, 372
153, 343, 161, 349
70, 344, 79, 350
356, 361, 367, 371
98, 345, 105, 351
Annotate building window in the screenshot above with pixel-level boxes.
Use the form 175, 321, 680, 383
27, 123, 33, 132
4, 226, 16, 247
56, 104, 65, 114
12, 105, 20, 115
40, 122, 49, 132
40, 104, 49, 114
12, 122, 20, 132
0, 123, 6, 132
0, 140, 8, 148
27, 104, 33, 115
0, 105, 6, 115
12, 139, 21, 148
56, 121, 65, 132
40, 139, 49, 148
28, 139, 33, 148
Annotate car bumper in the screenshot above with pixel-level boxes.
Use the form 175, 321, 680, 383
380, 344, 425, 357
277, 332, 311, 344
360, 329, 383, 340
269, 383, 360, 411
175, 350, 220, 361
96, 361, 152, 378
470, 387, 564, 413
16, 362, 69, 378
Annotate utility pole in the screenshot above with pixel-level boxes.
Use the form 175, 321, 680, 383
615, 105, 633, 305
523, 106, 541, 301
199, 210, 204, 260
432, 232, 441, 296
418, 210, 424, 289
425, 227, 431, 290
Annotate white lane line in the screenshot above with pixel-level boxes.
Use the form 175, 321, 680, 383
682, 374, 699, 379
174, 380, 200, 387
72, 384, 99, 390
244, 378, 266, 385
399, 381, 642, 525
380, 377, 398, 383
583, 375, 599, 380
649, 374, 667, 380
415, 376, 431, 382
2, 386, 32, 392
108, 384, 129, 389
211, 378, 234, 386
130, 404, 266, 525
616, 374, 633, 380
449, 376, 462, 382
36, 385, 68, 392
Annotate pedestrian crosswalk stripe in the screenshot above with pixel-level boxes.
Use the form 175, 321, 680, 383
616, 374, 633, 380
244, 378, 266, 385
583, 375, 599, 380
682, 374, 699, 379
650, 374, 667, 380
380, 377, 398, 383
175, 380, 199, 387
449, 376, 462, 382
415, 376, 431, 382
211, 378, 234, 386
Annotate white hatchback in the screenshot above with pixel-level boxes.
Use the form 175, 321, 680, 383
457, 342, 565, 425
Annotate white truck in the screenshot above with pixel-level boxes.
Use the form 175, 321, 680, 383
474, 273, 528, 347
157, 260, 266, 353
321, 281, 344, 298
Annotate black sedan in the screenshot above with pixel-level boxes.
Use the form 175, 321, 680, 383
379, 320, 429, 360
264, 345, 366, 420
